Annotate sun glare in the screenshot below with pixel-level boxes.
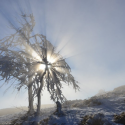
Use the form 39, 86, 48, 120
47, 55, 57, 63
39, 64, 46, 70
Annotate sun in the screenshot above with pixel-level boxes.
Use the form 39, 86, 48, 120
38, 64, 51, 70
39, 64, 46, 70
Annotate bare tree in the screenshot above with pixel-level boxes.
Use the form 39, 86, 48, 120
0, 13, 80, 116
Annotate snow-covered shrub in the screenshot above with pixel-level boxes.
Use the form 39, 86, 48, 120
114, 112, 125, 124
72, 102, 84, 107
63, 97, 102, 108
86, 97, 102, 107
79, 113, 111, 125
39, 118, 49, 125
62, 100, 83, 108
72, 97, 102, 108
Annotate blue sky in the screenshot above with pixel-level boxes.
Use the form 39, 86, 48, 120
0, 0, 125, 109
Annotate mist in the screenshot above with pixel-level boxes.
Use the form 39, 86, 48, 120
0, 0, 125, 109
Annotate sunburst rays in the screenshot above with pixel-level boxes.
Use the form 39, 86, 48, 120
0, 13, 79, 105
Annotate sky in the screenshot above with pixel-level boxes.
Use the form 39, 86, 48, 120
0, 0, 125, 109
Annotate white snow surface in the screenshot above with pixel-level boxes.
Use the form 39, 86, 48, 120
0, 96, 125, 125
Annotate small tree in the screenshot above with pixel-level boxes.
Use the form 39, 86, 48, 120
0, 13, 79, 115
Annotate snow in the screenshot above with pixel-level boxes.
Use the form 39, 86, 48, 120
0, 95, 125, 125
0, 112, 26, 124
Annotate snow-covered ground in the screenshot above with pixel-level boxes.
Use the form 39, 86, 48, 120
0, 94, 125, 124
47, 96, 125, 125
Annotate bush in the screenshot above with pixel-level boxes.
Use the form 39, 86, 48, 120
39, 118, 49, 125
79, 114, 104, 125
72, 98, 102, 108
79, 113, 111, 125
114, 112, 125, 124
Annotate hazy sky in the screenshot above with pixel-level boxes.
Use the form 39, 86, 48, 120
0, 0, 125, 109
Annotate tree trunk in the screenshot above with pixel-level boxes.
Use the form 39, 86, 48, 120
28, 84, 34, 114
37, 85, 42, 115
37, 70, 47, 115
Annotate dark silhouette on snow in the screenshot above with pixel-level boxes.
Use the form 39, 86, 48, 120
55, 100, 65, 117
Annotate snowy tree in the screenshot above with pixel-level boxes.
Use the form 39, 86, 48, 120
0, 13, 36, 114
0, 13, 79, 115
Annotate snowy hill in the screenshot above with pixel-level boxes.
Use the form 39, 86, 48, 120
63, 85, 125, 108
0, 86, 125, 125
113, 85, 125, 93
